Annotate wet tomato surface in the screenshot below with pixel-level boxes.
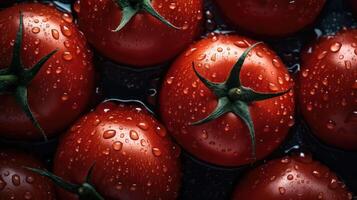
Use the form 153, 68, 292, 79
0, 3, 95, 141
76, 0, 203, 67
232, 153, 352, 200
53, 102, 181, 200
299, 28, 357, 150
214, 0, 326, 37
159, 34, 295, 167
0, 150, 56, 200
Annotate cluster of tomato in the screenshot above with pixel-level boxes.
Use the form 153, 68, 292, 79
0, 0, 356, 200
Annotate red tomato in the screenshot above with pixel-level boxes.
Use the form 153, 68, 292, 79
0, 3, 95, 141
159, 34, 295, 167
214, 0, 326, 37
53, 102, 181, 200
0, 150, 56, 199
75, 0, 203, 67
299, 28, 357, 150
232, 153, 352, 200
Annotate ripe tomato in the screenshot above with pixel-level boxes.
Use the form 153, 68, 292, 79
75, 0, 203, 67
159, 34, 295, 167
298, 29, 357, 150
214, 0, 326, 37
232, 153, 352, 200
53, 102, 181, 200
0, 3, 95, 141
0, 150, 56, 199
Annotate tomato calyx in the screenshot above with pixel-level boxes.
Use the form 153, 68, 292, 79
191, 42, 290, 159
25, 164, 104, 200
0, 12, 58, 141
112, 0, 180, 31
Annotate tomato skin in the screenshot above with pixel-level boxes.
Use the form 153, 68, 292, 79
298, 29, 357, 150
0, 150, 56, 199
76, 0, 203, 67
159, 34, 295, 167
214, 0, 326, 37
232, 154, 352, 200
53, 102, 181, 200
0, 3, 95, 140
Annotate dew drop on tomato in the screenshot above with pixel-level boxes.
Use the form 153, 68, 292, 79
103, 130, 116, 139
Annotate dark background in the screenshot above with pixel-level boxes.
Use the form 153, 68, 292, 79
1, 0, 357, 199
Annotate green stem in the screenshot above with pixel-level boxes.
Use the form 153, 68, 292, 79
0, 74, 18, 83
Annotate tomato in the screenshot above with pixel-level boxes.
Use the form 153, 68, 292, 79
232, 153, 352, 200
76, 0, 203, 67
214, 0, 326, 37
0, 149, 56, 199
52, 102, 181, 200
159, 34, 295, 167
299, 28, 357, 150
0, 3, 95, 141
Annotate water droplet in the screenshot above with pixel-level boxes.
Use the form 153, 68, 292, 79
302, 69, 309, 77
62, 13, 73, 23
26, 176, 34, 184
61, 25, 72, 37
345, 60, 352, 69
166, 77, 174, 84
318, 51, 328, 60
61, 93, 69, 101
272, 58, 281, 68
152, 147, 162, 157
74, 0, 81, 13
112, 141, 123, 151
129, 130, 139, 140
287, 174, 294, 180
12, 174, 20, 186
137, 122, 149, 130
330, 42, 342, 53
326, 120, 336, 129
169, 2, 176, 9
32, 27, 40, 34
278, 187, 286, 195
62, 51, 73, 61
24, 191, 32, 200
269, 83, 279, 91
328, 178, 338, 189
312, 170, 321, 178
51, 29, 59, 40
234, 40, 248, 48
103, 130, 116, 139
281, 157, 290, 164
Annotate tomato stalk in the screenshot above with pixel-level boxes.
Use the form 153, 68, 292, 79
0, 12, 58, 141
190, 42, 290, 159
112, 0, 180, 31
25, 164, 104, 200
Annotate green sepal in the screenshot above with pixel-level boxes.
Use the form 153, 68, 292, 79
0, 12, 58, 141
192, 62, 227, 97
231, 100, 256, 158
237, 86, 291, 103
113, 0, 180, 32
113, 5, 139, 32
190, 42, 291, 161
25, 164, 104, 200
190, 97, 231, 125
25, 167, 79, 193
224, 42, 263, 89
